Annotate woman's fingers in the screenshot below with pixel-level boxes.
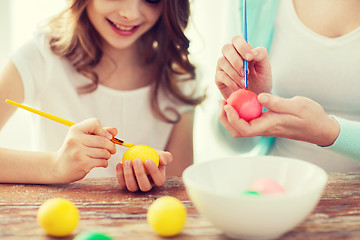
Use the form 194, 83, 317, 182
231, 35, 257, 62
218, 99, 245, 137
258, 93, 314, 115
252, 46, 269, 63
216, 57, 243, 91
222, 43, 244, 77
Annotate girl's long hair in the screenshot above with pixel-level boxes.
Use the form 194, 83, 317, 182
46, 0, 205, 123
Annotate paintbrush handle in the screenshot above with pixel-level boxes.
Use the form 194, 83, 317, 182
5, 99, 134, 147
243, 0, 249, 89
6, 99, 75, 126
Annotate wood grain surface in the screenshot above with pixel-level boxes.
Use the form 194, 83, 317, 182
1, 173, 360, 240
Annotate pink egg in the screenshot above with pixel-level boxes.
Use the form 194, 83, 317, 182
249, 178, 285, 195
226, 89, 262, 122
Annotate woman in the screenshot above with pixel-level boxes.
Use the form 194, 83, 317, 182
215, 0, 360, 171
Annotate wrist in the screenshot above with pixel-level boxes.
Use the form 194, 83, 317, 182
47, 151, 66, 184
318, 116, 340, 147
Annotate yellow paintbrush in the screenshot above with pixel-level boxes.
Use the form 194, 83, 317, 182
5, 99, 134, 147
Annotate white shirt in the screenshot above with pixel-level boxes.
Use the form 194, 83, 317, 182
11, 32, 194, 177
269, 0, 360, 172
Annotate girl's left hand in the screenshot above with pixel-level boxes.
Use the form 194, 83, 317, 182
219, 93, 340, 146
115, 151, 173, 192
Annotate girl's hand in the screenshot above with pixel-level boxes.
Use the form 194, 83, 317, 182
52, 118, 117, 183
215, 35, 272, 98
116, 150, 173, 192
219, 93, 340, 146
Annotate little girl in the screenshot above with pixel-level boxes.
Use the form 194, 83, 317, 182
0, 0, 204, 191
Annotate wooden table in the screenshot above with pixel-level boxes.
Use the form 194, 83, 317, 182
1, 173, 360, 240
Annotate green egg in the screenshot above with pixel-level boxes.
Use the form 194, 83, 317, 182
242, 190, 262, 196
74, 232, 114, 240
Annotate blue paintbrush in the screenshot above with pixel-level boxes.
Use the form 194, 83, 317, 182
243, 0, 248, 89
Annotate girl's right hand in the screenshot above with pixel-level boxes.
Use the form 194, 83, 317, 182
215, 35, 273, 98
52, 118, 117, 183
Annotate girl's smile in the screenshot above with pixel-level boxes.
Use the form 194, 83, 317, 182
106, 19, 140, 36
87, 0, 162, 51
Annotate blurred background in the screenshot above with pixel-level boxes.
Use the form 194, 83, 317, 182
0, 0, 67, 151
0, 0, 247, 163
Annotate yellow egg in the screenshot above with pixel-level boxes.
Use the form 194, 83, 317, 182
147, 196, 187, 237
37, 198, 80, 237
122, 145, 160, 174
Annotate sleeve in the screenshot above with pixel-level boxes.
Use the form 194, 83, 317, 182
239, 0, 280, 51
10, 33, 47, 104
324, 116, 360, 161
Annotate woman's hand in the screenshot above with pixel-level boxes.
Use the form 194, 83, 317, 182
215, 35, 272, 98
116, 150, 173, 192
52, 118, 117, 183
219, 93, 340, 146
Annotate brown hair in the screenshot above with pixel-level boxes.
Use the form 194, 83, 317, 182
45, 0, 205, 123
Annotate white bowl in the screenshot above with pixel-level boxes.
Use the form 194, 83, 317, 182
183, 156, 328, 240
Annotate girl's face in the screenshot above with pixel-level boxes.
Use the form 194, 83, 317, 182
87, 0, 162, 51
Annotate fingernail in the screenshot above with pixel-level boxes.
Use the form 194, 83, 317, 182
223, 105, 231, 114
105, 132, 113, 140
146, 159, 156, 166
240, 79, 245, 87
245, 53, 252, 60
240, 68, 244, 76
134, 159, 143, 167
252, 49, 258, 56
124, 160, 131, 167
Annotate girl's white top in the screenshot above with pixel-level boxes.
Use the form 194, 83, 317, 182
269, 0, 360, 172
11, 32, 195, 177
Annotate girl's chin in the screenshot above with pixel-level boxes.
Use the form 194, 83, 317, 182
104, 40, 137, 52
